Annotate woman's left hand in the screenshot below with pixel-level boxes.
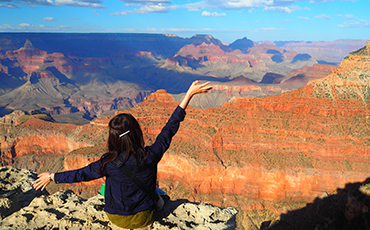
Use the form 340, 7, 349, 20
179, 80, 212, 109
33, 172, 53, 191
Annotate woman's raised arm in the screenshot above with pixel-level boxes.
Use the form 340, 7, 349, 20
179, 80, 212, 110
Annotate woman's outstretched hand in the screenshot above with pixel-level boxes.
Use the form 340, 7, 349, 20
32, 172, 54, 191
179, 80, 212, 110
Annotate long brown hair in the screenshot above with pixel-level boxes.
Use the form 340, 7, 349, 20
99, 113, 147, 174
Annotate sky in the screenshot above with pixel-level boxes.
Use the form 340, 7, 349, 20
0, 0, 369, 44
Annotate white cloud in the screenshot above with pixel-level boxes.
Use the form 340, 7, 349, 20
315, 14, 331, 19
183, 0, 311, 12
337, 14, 356, 19
0, 0, 106, 8
256, 27, 285, 32
201, 11, 226, 17
119, 0, 173, 3
92, 10, 100, 15
182, 0, 269, 11
0, 23, 96, 32
110, 1, 180, 15
298, 16, 310, 20
111, 0, 311, 15
223, 0, 272, 9
0, 2, 19, 8
42, 17, 56, 22
110, 11, 130, 15
307, 0, 336, 2
19, 23, 31, 27
245, 27, 285, 33
263, 6, 296, 13
338, 19, 370, 28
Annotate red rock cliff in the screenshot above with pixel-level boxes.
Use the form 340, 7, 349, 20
125, 43, 370, 204
2, 41, 370, 223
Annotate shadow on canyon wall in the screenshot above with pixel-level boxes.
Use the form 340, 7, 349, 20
263, 177, 370, 230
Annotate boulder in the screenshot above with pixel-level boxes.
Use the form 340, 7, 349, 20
0, 166, 238, 229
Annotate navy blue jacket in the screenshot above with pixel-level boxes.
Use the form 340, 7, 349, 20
54, 106, 186, 216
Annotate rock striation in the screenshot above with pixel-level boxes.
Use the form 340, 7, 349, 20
280, 39, 368, 65
163, 42, 318, 82
0, 166, 238, 230
172, 63, 336, 108
0, 39, 152, 119
124, 42, 370, 226
1, 40, 370, 228
0, 33, 349, 116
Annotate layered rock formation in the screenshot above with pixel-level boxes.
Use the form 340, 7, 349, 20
0, 39, 152, 120
0, 166, 238, 230
1, 38, 370, 228
0, 33, 351, 118
174, 63, 336, 108
163, 42, 318, 82
280, 39, 368, 65
125, 42, 370, 227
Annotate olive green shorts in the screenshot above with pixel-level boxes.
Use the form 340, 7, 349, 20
106, 207, 155, 229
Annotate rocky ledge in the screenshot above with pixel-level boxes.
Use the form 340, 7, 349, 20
0, 166, 238, 229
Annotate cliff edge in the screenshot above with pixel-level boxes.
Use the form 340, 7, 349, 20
0, 166, 238, 230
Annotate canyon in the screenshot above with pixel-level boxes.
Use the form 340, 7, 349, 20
280, 39, 369, 65
1, 33, 364, 121
1, 33, 370, 228
1, 41, 370, 229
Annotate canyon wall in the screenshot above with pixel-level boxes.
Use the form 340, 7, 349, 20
1, 41, 370, 228
177, 63, 337, 108
2, 42, 370, 202
124, 42, 370, 207
0, 34, 343, 118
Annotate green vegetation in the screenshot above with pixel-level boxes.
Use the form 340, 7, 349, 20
362, 183, 370, 192
365, 139, 370, 146
350, 45, 370, 56
18, 114, 53, 124
67, 145, 105, 157
341, 138, 355, 145
261, 151, 314, 170
174, 140, 203, 160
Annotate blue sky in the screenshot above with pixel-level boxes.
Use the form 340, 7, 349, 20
0, 0, 369, 43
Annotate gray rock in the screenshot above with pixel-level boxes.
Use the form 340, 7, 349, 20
154, 200, 238, 230
0, 166, 238, 230
0, 166, 47, 220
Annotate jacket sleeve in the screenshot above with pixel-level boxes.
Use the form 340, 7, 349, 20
146, 105, 186, 162
53, 160, 103, 184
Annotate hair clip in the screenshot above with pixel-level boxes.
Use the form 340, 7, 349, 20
119, 130, 130, 137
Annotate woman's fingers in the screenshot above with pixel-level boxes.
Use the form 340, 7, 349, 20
32, 173, 50, 191
193, 81, 212, 94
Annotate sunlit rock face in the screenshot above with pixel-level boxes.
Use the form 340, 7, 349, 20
133, 42, 370, 204
186, 63, 337, 108
1, 41, 370, 228
2, 41, 370, 201
162, 42, 319, 82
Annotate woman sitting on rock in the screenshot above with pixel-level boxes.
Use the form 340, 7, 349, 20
33, 80, 211, 229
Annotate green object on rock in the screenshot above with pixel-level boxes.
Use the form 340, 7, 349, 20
100, 183, 105, 196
